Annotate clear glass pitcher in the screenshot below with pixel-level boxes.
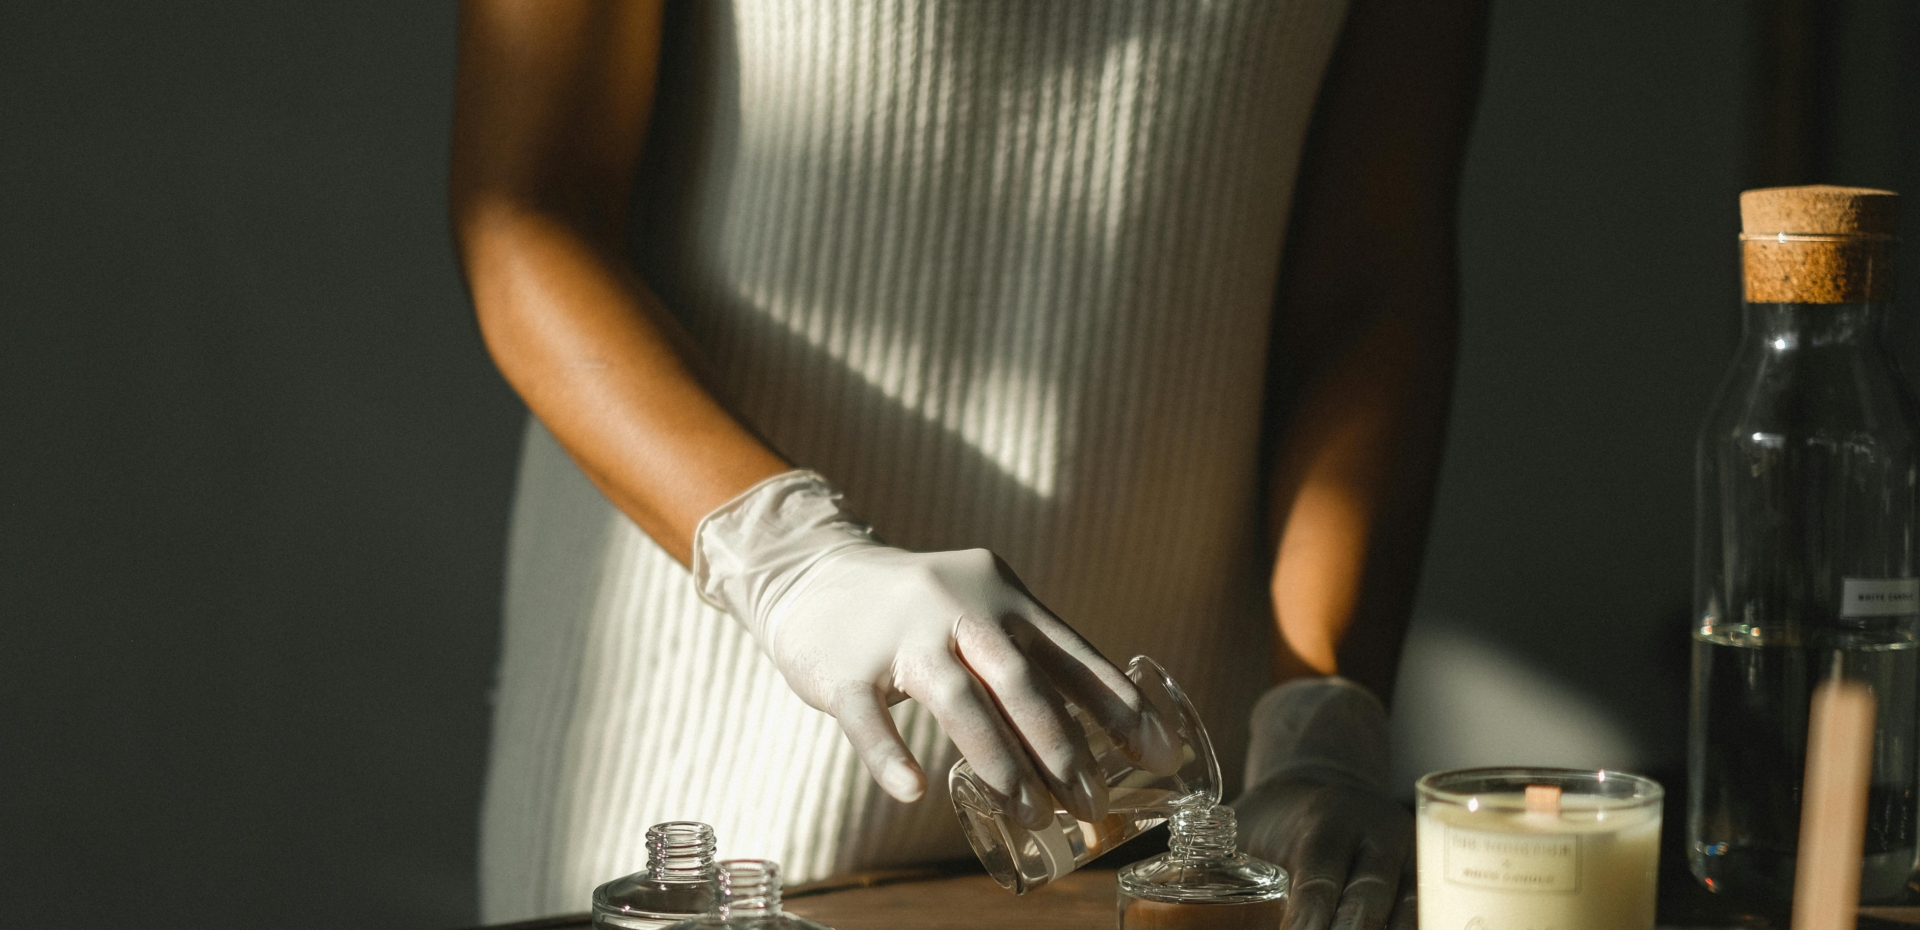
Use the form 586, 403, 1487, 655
1691, 194, 1920, 907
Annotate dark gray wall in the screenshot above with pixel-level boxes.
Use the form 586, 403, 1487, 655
3, 3, 1915, 929
2, 4, 521, 929
1392, 0, 1920, 788
1393, 2, 1748, 782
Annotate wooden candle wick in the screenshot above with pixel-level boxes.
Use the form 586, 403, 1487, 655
1524, 784, 1562, 816
1791, 679, 1877, 930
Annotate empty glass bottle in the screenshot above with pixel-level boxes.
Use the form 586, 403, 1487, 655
661, 859, 836, 930
592, 822, 723, 930
1117, 801, 1289, 929
1690, 186, 1920, 907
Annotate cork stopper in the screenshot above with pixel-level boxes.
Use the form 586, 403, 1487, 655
1741, 185, 1899, 238
1740, 186, 1898, 304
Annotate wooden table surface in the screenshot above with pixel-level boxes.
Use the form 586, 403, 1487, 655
786, 869, 1115, 929
459, 866, 1920, 930
461, 868, 1113, 930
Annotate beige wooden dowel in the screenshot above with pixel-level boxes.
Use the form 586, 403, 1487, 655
1790, 679, 1876, 930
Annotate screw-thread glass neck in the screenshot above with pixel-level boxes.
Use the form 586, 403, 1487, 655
645, 821, 718, 880
718, 859, 782, 918
1168, 802, 1237, 858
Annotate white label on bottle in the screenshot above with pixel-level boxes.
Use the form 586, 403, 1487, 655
1443, 825, 1581, 892
1841, 577, 1920, 617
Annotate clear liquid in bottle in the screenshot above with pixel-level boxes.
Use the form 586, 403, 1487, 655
1689, 626, 1918, 903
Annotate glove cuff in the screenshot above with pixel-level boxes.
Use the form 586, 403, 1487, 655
691, 469, 880, 646
1242, 676, 1390, 793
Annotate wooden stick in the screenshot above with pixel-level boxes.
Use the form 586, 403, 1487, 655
1524, 784, 1562, 816
1791, 679, 1877, 930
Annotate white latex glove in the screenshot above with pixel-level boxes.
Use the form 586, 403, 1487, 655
1232, 677, 1414, 930
693, 470, 1179, 828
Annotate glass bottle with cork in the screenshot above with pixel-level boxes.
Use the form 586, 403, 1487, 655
1690, 185, 1920, 907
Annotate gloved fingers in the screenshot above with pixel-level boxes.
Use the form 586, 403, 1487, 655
1011, 607, 1182, 774
827, 683, 928, 803
1279, 823, 1359, 930
904, 654, 1058, 831
1330, 839, 1405, 930
1385, 852, 1418, 930
953, 613, 1107, 823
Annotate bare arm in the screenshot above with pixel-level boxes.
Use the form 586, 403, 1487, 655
1265, 0, 1488, 701
449, 0, 787, 566
448, 1, 1164, 818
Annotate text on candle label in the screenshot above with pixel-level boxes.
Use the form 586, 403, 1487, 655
1443, 825, 1581, 892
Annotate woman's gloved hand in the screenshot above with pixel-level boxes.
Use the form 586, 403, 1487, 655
693, 470, 1179, 827
1231, 677, 1415, 930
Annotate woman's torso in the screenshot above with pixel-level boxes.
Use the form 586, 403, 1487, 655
482, 1, 1349, 920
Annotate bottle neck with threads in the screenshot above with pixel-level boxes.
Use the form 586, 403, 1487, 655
1167, 802, 1239, 861
1116, 799, 1288, 915
647, 821, 719, 881
717, 860, 783, 920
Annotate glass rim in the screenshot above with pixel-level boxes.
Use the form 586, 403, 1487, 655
1126, 654, 1223, 806
1414, 766, 1664, 810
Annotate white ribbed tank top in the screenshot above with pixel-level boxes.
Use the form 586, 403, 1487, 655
480, 0, 1348, 920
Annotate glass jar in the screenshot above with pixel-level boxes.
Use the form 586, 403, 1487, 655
1416, 768, 1663, 930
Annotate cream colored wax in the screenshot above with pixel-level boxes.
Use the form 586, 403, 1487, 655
1416, 794, 1661, 930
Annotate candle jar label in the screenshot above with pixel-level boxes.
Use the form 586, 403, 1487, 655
1442, 825, 1581, 892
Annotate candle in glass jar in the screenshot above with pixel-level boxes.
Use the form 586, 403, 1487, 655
1415, 768, 1663, 930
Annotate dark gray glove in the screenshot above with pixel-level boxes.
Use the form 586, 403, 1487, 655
1231, 677, 1415, 930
